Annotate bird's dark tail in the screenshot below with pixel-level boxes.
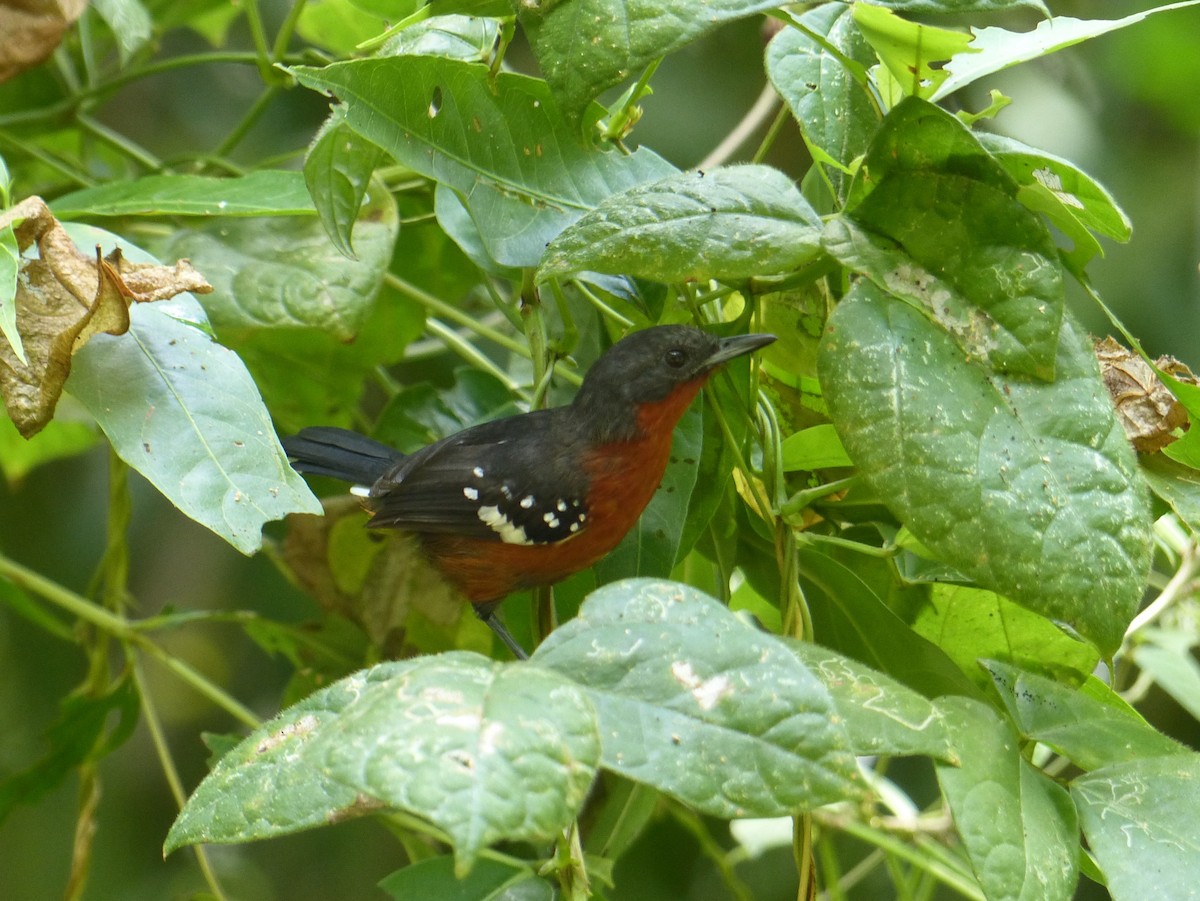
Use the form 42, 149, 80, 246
281, 427, 403, 486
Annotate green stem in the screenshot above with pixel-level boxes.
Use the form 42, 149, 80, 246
212, 86, 281, 159
0, 554, 261, 728
271, 0, 310, 60
134, 660, 231, 901
242, 0, 276, 82
387, 273, 529, 358
425, 318, 526, 397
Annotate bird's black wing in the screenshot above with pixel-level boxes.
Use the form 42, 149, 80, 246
364, 410, 593, 546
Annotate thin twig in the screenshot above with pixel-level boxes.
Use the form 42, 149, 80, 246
699, 83, 782, 169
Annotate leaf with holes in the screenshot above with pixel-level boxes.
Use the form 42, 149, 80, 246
532, 579, 862, 818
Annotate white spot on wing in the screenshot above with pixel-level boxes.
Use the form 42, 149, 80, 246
463, 487, 479, 500
472, 466, 485, 478
350, 485, 371, 498
520, 495, 535, 509
477, 504, 534, 545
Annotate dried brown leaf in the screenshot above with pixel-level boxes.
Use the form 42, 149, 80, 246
0, 196, 213, 437
0, 0, 88, 82
1096, 336, 1194, 454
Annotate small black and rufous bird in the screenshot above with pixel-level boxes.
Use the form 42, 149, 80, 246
282, 325, 775, 658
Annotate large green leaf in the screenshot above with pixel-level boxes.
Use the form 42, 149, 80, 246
168, 654, 600, 871
851, 4, 976, 100
830, 98, 1064, 380
1072, 753, 1200, 901
62, 225, 320, 554
156, 185, 397, 342
984, 661, 1184, 770
290, 56, 676, 268
819, 281, 1150, 656
532, 579, 862, 818
517, 0, 781, 128
935, 696, 1079, 901
538, 165, 821, 284
50, 171, 316, 219
765, 6, 879, 201
165, 662, 408, 853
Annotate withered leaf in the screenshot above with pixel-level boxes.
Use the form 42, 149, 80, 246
0, 197, 212, 437
1096, 336, 1194, 454
0, 0, 88, 83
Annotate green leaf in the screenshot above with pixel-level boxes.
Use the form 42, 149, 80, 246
311, 654, 599, 870
765, 6, 879, 201
934, 3, 1200, 103
819, 282, 1151, 656
1139, 453, 1200, 531
290, 57, 676, 268
155, 185, 396, 341
983, 661, 1184, 770
50, 171, 316, 219
379, 855, 553, 901
912, 585, 1099, 689
830, 98, 1064, 380
165, 663, 406, 853
532, 579, 862, 818
0, 221, 23, 364
378, 13, 502, 61
1072, 753, 1200, 901
980, 133, 1131, 270
781, 424, 852, 471
296, 0, 423, 54
538, 165, 821, 284
785, 640, 954, 762
851, 4, 977, 100
169, 654, 600, 870
593, 401, 701, 581
67, 294, 322, 553
517, 0, 782, 128
935, 696, 1079, 901
798, 547, 979, 700
304, 110, 385, 259
91, 0, 154, 64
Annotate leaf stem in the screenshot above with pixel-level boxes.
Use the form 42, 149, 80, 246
134, 660, 231, 900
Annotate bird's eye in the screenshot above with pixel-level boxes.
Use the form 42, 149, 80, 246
665, 348, 687, 368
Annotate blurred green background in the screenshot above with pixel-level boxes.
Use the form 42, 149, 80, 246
1, 1, 1198, 898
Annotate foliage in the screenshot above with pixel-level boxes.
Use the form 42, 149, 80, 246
2, 1, 1200, 900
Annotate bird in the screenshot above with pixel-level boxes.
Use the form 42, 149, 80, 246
281, 324, 776, 659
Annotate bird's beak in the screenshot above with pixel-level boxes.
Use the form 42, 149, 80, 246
705, 332, 777, 369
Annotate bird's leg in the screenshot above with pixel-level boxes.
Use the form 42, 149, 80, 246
475, 602, 529, 661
